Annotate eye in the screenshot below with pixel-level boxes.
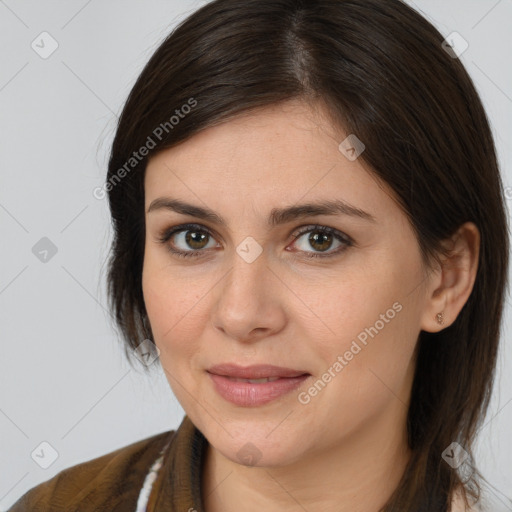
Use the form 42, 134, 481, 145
289, 225, 353, 259
157, 223, 219, 259
156, 223, 353, 260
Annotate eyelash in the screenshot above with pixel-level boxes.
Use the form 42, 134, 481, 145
156, 223, 353, 260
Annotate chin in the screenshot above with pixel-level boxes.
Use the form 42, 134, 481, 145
204, 420, 307, 468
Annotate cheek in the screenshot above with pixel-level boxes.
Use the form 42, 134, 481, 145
142, 256, 205, 360
314, 293, 419, 418
303, 265, 400, 354
304, 260, 421, 399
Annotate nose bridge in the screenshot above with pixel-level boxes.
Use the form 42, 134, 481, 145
222, 240, 269, 304
211, 240, 284, 340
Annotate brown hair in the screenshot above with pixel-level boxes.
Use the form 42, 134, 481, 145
104, 0, 510, 509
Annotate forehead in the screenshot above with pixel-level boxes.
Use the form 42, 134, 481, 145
144, 100, 399, 224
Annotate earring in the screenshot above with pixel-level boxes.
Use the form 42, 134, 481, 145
436, 312, 444, 325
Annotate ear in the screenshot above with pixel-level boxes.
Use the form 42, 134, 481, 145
420, 222, 480, 333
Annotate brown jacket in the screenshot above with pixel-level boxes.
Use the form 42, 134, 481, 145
7, 415, 206, 511
7, 414, 482, 512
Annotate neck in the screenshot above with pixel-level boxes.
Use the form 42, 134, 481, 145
201, 400, 411, 512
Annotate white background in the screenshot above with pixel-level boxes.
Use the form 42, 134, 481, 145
0, 1, 511, 510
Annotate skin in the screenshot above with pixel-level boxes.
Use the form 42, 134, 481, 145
142, 99, 480, 512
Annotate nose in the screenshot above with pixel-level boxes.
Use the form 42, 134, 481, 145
210, 248, 287, 344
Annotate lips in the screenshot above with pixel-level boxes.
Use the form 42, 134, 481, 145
207, 363, 309, 380
206, 363, 311, 407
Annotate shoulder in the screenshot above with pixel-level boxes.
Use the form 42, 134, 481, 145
7, 429, 175, 512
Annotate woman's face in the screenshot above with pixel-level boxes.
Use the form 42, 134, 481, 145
142, 100, 433, 467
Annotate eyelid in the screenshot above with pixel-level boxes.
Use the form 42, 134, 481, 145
156, 222, 353, 259
157, 222, 351, 242
291, 224, 353, 244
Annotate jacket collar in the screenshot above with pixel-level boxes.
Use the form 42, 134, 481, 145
147, 415, 208, 512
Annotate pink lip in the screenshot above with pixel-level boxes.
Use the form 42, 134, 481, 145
207, 364, 310, 407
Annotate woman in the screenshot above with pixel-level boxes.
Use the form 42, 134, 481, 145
8, 0, 509, 510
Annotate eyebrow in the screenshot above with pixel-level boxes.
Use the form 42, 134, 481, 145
147, 197, 377, 226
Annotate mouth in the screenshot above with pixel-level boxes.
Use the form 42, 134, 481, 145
222, 376, 283, 383
206, 363, 311, 407
207, 363, 310, 379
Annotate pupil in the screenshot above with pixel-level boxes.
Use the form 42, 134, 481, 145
186, 231, 207, 249
310, 232, 332, 252
182, 230, 333, 252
